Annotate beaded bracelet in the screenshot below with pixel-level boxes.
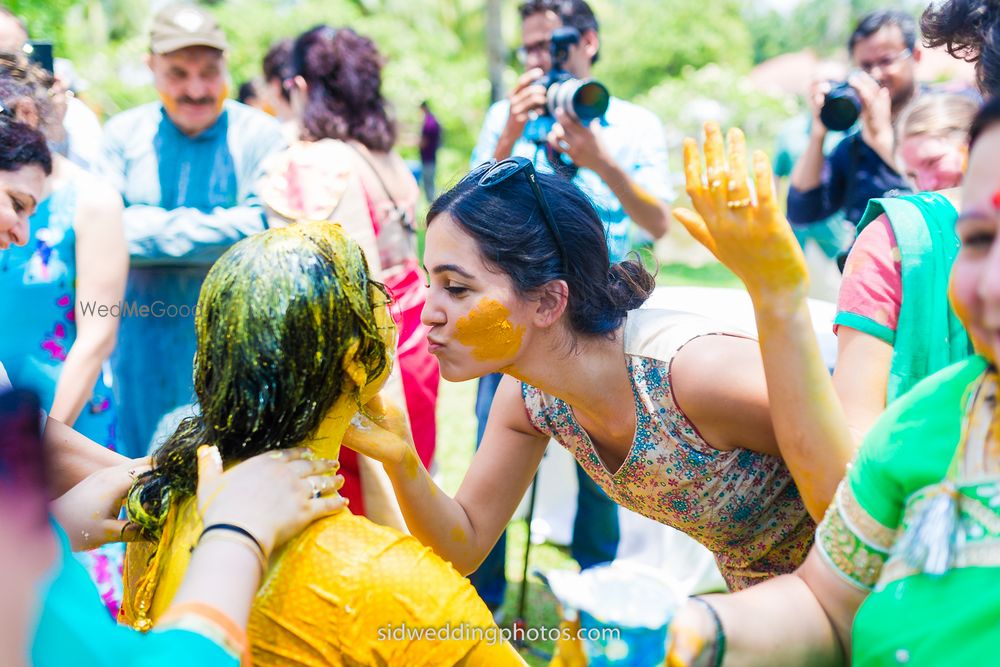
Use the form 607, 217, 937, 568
690, 596, 726, 667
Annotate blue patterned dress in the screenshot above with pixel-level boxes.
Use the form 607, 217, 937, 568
0, 180, 124, 615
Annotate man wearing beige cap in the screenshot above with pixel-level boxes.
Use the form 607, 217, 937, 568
99, 3, 285, 457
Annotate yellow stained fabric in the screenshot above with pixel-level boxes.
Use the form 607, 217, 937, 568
121, 499, 516, 666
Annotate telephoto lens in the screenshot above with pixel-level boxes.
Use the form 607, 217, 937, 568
820, 81, 861, 132
546, 78, 610, 123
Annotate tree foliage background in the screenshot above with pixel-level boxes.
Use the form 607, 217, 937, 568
12, 0, 926, 190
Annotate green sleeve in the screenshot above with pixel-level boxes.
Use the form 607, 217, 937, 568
833, 311, 895, 346
816, 357, 987, 590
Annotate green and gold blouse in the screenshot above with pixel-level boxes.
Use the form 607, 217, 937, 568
817, 356, 1000, 666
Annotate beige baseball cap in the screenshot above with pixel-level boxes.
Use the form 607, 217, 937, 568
149, 4, 228, 55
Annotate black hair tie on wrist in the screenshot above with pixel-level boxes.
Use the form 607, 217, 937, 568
200, 523, 266, 558
690, 596, 726, 667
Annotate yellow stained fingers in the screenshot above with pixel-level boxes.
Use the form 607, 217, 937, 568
726, 127, 752, 207
673, 208, 717, 256
703, 121, 728, 208
679, 137, 718, 254
682, 137, 704, 199
752, 150, 779, 217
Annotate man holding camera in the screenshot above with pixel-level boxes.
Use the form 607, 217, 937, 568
788, 10, 918, 230
468, 0, 673, 615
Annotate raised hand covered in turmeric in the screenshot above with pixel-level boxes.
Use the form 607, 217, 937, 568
672, 122, 855, 521
674, 123, 809, 304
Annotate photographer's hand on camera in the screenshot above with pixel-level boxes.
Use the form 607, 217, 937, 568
789, 81, 833, 193
495, 68, 548, 161
807, 80, 833, 138
547, 107, 613, 174
848, 72, 896, 169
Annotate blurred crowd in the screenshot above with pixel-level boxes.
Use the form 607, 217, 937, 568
2, 0, 1000, 665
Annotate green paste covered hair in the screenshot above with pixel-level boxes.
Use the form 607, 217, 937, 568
126, 222, 390, 538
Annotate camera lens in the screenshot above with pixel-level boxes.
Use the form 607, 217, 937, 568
820, 82, 861, 132
547, 78, 610, 123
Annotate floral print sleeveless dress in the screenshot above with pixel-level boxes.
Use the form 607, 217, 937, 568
521, 308, 815, 590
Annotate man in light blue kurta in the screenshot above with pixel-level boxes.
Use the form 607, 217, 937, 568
99, 4, 285, 456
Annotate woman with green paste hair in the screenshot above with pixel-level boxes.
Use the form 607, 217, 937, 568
662, 99, 1000, 666
121, 222, 524, 667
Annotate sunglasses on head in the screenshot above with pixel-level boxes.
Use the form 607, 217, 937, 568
472, 157, 569, 274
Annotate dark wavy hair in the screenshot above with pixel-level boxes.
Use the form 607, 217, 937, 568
922, 0, 1000, 97
262, 38, 292, 102
0, 120, 52, 175
126, 223, 390, 538
849, 10, 918, 53
0, 50, 56, 137
289, 25, 396, 151
427, 167, 654, 339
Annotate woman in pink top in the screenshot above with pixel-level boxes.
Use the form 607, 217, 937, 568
274, 26, 439, 519
834, 93, 977, 437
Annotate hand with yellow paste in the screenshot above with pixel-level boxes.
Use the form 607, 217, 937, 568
675, 123, 854, 520
342, 394, 418, 471
51, 458, 151, 551
674, 122, 809, 304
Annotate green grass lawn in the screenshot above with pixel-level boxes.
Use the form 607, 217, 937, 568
434, 377, 572, 664
433, 261, 734, 665
657, 261, 740, 287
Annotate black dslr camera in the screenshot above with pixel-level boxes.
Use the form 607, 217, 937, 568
536, 26, 609, 124
523, 27, 610, 173
820, 81, 861, 132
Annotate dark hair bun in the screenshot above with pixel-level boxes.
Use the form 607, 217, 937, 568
608, 260, 656, 311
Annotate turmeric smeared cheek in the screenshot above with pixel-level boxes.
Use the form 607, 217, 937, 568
454, 299, 525, 363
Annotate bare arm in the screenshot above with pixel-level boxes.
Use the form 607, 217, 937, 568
358, 452, 408, 533
753, 297, 854, 520
492, 69, 547, 161
592, 159, 671, 238
551, 108, 671, 238
671, 334, 780, 457
789, 83, 830, 193
43, 416, 129, 496
832, 327, 893, 443
669, 548, 865, 666
49, 181, 127, 426
789, 129, 828, 193
343, 377, 548, 573
674, 123, 855, 521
